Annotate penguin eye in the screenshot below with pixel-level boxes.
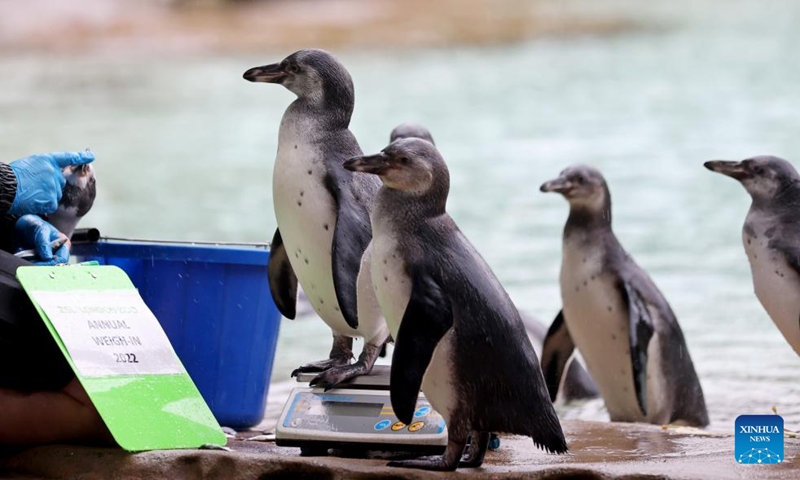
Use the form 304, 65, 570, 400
288, 64, 300, 74
752, 165, 765, 175
575, 175, 585, 185
399, 157, 410, 165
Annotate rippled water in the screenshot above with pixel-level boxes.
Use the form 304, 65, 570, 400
1, 0, 797, 430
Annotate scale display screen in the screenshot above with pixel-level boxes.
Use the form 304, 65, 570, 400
322, 401, 383, 418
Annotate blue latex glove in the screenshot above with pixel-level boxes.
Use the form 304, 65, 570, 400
15, 215, 70, 265
8, 151, 95, 216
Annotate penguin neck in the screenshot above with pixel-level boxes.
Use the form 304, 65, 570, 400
291, 87, 354, 130
564, 199, 613, 239
375, 187, 447, 229
753, 180, 800, 216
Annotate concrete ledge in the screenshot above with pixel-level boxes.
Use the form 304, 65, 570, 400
1, 421, 797, 479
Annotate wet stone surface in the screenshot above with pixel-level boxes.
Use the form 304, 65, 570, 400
0, 421, 797, 479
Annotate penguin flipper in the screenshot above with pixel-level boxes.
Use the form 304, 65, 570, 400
541, 310, 575, 402
330, 197, 372, 330
390, 271, 453, 425
620, 281, 655, 416
268, 228, 298, 319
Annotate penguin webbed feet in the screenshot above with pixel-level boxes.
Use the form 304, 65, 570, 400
291, 335, 355, 378
387, 436, 466, 471
308, 363, 363, 390
290, 357, 350, 378
308, 342, 384, 391
387, 456, 458, 471
459, 431, 491, 468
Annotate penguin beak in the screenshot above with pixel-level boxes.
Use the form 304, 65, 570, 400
343, 153, 390, 175
243, 63, 287, 83
540, 177, 573, 194
704, 160, 749, 180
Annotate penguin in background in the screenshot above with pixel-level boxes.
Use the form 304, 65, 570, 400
540, 165, 708, 427
520, 312, 599, 402
243, 49, 389, 387
344, 138, 567, 471
705, 156, 800, 355
389, 122, 435, 144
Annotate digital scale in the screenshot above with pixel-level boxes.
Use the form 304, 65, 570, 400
276, 365, 448, 455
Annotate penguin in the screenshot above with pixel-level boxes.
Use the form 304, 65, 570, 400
389, 122, 435, 145
705, 156, 800, 356
540, 165, 708, 427
389, 123, 598, 402
344, 138, 567, 471
45, 162, 97, 239
519, 311, 599, 402
243, 49, 389, 387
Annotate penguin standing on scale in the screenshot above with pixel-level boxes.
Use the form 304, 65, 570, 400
705, 156, 800, 355
344, 139, 567, 471
243, 49, 388, 387
540, 165, 708, 427
386, 121, 599, 403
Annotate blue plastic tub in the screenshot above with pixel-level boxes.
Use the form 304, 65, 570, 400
72, 238, 281, 429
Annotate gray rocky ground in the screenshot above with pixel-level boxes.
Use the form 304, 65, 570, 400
1, 420, 797, 479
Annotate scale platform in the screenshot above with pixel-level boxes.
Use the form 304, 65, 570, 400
276, 365, 447, 455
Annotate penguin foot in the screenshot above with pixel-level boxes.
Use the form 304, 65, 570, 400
290, 357, 349, 377
308, 342, 384, 390
459, 431, 490, 468
387, 456, 458, 471
388, 436, 465, 471
308, 363, 368, 390
291, 335, 355, 377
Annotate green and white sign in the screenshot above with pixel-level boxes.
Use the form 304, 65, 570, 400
17, 265, 227, 451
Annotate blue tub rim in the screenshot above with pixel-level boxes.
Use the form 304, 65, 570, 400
71, 236, 271, 266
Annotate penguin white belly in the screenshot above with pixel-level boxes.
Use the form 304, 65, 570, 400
272, 129, 357, 337
370, 226, 412, 338
355, 243, 390, 344
744, 233, 800, 355
371, 228, 456, 423
561, 245, 663, 422
419, 330, 456, 424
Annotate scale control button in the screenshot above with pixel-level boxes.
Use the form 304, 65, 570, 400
391, 421, 406, 431
414, 406, 431, 418
408, 421, 424, 432
374, 419, 391, 431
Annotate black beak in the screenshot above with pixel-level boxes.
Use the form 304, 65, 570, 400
704, 160, 749, 180
343, 153, 390, 175
243, 63, 287, 83
540, 176, 573, 194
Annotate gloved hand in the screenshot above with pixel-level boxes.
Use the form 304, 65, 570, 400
15, 215, 70, 265
8, 151, 95, 216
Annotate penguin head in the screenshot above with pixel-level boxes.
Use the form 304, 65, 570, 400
60, 163, 97, 217
45, 163, 97, 238
540, 165, 610, 212
344, 138, 448, 199
390, 123, 435, 145
243, 49, 354, 110
704, 156, 800, 202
